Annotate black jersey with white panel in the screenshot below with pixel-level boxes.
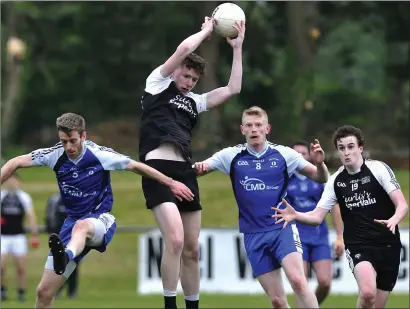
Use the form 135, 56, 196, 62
1, 189, 33, 235
138, 66, 208, 161
317, 160, 401, 248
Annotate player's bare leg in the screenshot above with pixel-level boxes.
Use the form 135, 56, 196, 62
1, 255, 8, 301
48, 219, 96, 275
14, 255, 27, 301
257, 269, 290, 308
35, 269, 66, 308
294, 261, 310, 308
281, 252, 319, 308
312, 259, 332, 304
153, 202, 184, 308
354, 262, 377, 308
180, 211, 201, 308
374, 290, 390, 308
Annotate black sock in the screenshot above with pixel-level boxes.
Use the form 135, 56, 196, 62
164, 295, 177, 308
1, 285, 7, 299
17, 288, 25, 301
185, 299, 199, 309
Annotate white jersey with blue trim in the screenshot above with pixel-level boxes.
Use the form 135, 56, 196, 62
31, 140, 131, 218
205, 142, 309, 233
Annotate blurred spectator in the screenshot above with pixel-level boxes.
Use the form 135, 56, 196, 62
1, 173, 39, 302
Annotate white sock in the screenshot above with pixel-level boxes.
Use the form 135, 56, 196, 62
65, 246, 77, 258
164, 289, 177, 297
185, 294, 199, 301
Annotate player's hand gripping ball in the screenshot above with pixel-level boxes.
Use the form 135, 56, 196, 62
211, 3, 246, 38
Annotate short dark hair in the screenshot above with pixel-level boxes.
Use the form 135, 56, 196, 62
291, 140, 310, 150
182, 53, 206, 77
332, 125, 365, 148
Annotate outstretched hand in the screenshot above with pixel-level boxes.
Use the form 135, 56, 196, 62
374, 217, 398, 234
226, 20, 245, 48
193, 162, 211, 177
271, 199, 297, 229
310, 139, 325, 165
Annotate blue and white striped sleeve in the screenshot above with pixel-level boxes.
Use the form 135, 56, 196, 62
204, 146, 243, 175
276, 145, 309, 175
92, 144, 131, 171
31, 143, 64, 169
370, 160, 401, 194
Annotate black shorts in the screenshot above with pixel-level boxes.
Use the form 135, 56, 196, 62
141, 159, 201, 212
345, 244, 401, 291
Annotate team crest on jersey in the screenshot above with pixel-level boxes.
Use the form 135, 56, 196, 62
361, 176, 371, 184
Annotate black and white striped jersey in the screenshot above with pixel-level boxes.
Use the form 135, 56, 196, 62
317, 159, 401, 248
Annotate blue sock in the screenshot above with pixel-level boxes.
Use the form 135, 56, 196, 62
65, 249, 75, 262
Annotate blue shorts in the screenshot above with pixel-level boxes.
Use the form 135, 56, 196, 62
244, 224, 303, 277
302, 242, 332, 262
47, 212, 116, 265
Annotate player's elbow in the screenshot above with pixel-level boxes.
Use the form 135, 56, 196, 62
228, 84, 241, 96
315, 174, 328, 184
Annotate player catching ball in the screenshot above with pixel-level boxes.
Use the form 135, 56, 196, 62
138, 15, 245, 309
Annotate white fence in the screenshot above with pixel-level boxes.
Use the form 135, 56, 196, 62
138, 228, 409, 295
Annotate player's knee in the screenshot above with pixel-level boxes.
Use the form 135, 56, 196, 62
73, 220, 93, 237
288, 273, 308, 294
360, 286, 376, 304
16, 265, 25, 277
270, 295, 288, 308
182, 241, 200, 262
165, 234, 184, 255
317, 276, 331, 291
36, 284, 54, 304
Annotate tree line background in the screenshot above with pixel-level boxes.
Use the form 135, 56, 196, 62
1, 1, 409, 167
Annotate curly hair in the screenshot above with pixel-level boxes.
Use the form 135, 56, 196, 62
182, 53, 206, 77
332, 125, 365, 148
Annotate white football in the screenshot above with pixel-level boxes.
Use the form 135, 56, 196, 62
211, 3, 246, 38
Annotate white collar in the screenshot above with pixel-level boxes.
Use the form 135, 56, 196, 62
246, 142, 269, 158
68, 141, 87, 164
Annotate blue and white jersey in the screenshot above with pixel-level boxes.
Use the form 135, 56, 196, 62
205, 142, 309, 233
31, 140, 131, 218
286, 173, 328, 244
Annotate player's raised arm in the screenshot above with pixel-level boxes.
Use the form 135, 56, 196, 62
0, 154, 34, 185
205, 21, 245, 109
160, 17, 215, 78
298, 139, 329, 183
